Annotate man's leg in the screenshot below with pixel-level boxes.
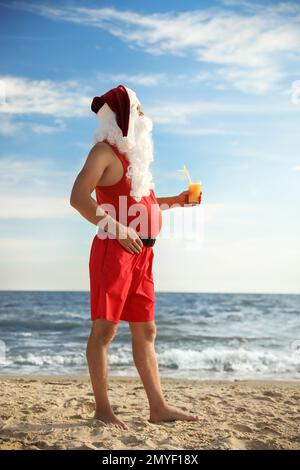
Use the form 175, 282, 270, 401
129, 321, 199, 423
86, 318, 128, 429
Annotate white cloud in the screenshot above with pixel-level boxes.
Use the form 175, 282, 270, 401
30, 118, 66, 134
292, 165, 300, 171
0, 196, 73, 218
0, 114, 66, 135
0, 115, 20, 135
0, 158, 77, 218
0, 157, 68, 189
0, 75, 91, 117
96, 72, 167, 86
7, 2, 300, 93
217, 66, 284, 94
1, 73, 298, 128
147, 99, 298, 125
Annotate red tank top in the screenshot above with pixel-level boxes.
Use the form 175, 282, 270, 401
95, 140, 162, 238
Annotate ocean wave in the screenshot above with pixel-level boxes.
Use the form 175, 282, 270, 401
157, 347, 300, 376
0, 319, 83, 331
1, 292, 299, 379
2, 346, 300, 379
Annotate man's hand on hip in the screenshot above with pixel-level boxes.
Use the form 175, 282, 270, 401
116, 224, 143, 254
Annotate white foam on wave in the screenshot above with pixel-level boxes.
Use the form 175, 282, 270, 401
12, 352, 85, 367
157, 347, 300, 378
3, 345, 300, 380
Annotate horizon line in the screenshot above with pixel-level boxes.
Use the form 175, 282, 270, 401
0, 289, 299, 296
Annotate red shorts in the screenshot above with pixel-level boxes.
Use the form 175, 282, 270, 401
89, 235, 155, 323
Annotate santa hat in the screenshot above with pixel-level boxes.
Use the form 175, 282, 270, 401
91, 85, 154, 201
91, 84, 137, 137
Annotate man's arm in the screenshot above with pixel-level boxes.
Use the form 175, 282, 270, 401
156, 196, 179, 209
70, 142, 143, 254
70, 142, 113, 227
157, 191, 201, 210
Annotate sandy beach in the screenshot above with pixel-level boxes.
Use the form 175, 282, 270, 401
0, 376, 299, 450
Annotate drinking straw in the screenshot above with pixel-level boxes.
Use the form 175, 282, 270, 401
177, 165, 193, 184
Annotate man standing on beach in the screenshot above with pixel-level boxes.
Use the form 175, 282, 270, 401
70, 85, 201, 429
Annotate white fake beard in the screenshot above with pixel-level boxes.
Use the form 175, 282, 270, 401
93, 106, 155, 202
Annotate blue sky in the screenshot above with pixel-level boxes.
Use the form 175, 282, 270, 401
0, 0, 299, 293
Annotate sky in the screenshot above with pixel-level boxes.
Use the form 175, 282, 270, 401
0, 0, 299, 293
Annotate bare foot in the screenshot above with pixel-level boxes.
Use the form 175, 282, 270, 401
94, 410, 129, 430
149, 404, 199, 423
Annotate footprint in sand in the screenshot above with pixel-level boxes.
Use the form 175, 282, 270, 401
129, 418, 148, 428
258, 425, 281, 435
30, 440, 52, 450
262, 390, 283, 398
120, 435, 145, 445
232, 424, 254, 433
245, 439, 277, 450
29, 405, 48, 413
69, 414, 83, 420
63, 398, 79, 408
225, 437, 247, 450
235, 406, 247, 412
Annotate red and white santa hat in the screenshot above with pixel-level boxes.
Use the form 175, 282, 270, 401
91, 84, 141, 148
91, 85, 154, 201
